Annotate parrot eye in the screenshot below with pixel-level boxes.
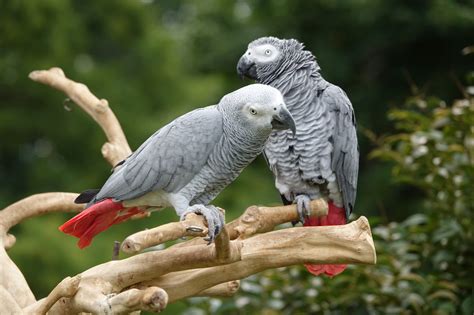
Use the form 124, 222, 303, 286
247, 51, 251, 55
250, 108, 258, 115
265, 49, 272, 56
273, 107, 277, 111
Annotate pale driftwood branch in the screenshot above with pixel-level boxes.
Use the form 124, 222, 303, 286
121, 213, 208, 254
106, 287, 168, 314
29, 67, 132, 166
196, 281, 240, 298
47, 241, 242, 313
51, 215, 374, 311
0, 192, 82, 235
123, 199, 328, 254
214, 225, 231, 261
0, 190, 375, 314
23, 276, 81, 315
0, 68, 143, 314
4, 233, 16, 250
0, 286, 23, 314
228, 199, 328, 240
0, 193, 83, 310
0, 244, 36, 308
57, 282, 168, 315
81, 240, 242, 290
137, 216, 375, 303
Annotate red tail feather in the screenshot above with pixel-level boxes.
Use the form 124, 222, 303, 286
303, 202, 347, 277
59, 199, 145, 249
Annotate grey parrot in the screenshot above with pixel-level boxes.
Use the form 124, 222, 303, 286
60, 84, 295, 248
237, 37, 359, 276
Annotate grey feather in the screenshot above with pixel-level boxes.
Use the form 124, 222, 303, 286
323, 85, 359, 217
93, 107, 223, 202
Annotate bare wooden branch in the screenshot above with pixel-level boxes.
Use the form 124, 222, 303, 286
4, 233, 16, 250
214, 226, 231, 261
0, 68, 136, 312
195, 281, 240, 298
82, 240, 242, 290
51, 216, 374, 311
140, 216, 375, 303
121, 213, 207, 254
228, 199, 328, 240
0, 245, 35, 308
29, 67, 131, 166
23, 276, 81, 315
0, 193, 81, 309
106, 287, 168, 314
0, 286, 23, 314
123, 199, 328, 254
49, 282, 168, 314
0, 192, 82, 235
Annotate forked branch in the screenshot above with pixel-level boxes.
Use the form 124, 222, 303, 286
122, 199, 328, 253
29, 67, 131, 166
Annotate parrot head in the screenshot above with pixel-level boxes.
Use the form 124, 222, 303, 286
218, 84, 296, 135
237, 36, 318, 83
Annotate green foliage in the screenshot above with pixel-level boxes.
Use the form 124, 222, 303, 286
188, 79, 474, 314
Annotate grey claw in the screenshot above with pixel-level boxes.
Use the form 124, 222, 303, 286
181, 205, 224, 243
186, 226, 204, 233
294, 195, 312, 224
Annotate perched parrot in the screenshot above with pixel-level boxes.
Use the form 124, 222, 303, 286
237, 37, 359, 277
60, 84, 296, 248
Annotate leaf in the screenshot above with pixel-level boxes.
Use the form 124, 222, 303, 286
433, 220, 463, 242
461, 295, 473, 315
428, 290, 459, 303
401, 214, 428, 227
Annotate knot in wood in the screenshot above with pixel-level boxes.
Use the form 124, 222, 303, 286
241, 206, 259, 224
95, 99, 109, 113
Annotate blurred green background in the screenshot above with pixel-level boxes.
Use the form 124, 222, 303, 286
1, 0, 473, 314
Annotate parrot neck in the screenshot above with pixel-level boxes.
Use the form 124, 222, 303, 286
259, 50, 322, 85
267, 65, 323, 112
222, 112, 268, 155
207, 125, 266, 180
218, 107, 271, 146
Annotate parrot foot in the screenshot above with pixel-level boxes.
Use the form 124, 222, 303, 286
181, 205, 224, 244
294, 194, 312, 224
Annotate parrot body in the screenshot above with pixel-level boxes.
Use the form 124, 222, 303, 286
237, 37, 359, 276
60, 84, 296, 248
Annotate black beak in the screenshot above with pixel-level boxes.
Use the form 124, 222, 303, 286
272, 107, 296, 135
237, 55, 258, 80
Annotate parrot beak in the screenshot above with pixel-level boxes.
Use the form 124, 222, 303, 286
237, 55, 258, 80
272, 107, 296, 135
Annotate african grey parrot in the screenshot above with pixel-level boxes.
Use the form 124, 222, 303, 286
60, 84, 295, 248
237, 37, 359, 276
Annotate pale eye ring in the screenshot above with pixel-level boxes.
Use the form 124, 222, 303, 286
265, 49, 272, 55
250, 108, 257, 115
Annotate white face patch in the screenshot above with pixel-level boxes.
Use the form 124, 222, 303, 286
247, 44, 280, 64
242, 102, 276, 131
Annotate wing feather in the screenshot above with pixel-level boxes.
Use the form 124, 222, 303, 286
93, 106, 223, 203
322, 85, 359, 217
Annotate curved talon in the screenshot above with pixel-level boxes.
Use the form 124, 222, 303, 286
186, 226, 204, 233
181, 205, 224, 244
294, 195, 312, 224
